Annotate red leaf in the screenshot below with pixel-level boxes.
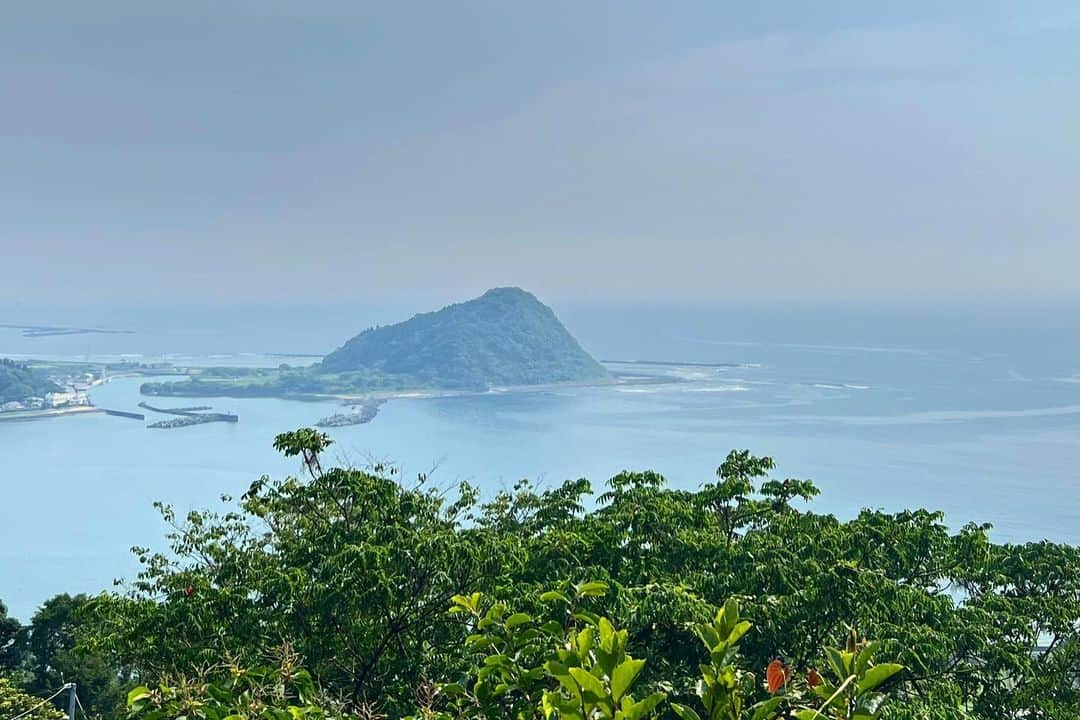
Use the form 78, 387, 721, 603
766, 659, 789, 695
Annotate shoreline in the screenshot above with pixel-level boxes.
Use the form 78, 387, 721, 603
319, 375, 623, 405
0, 370, 142, 424
2, 361, 676, 427
0, 405, 103, 423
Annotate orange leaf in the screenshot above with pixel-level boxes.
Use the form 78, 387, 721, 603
766, 659, 789, 694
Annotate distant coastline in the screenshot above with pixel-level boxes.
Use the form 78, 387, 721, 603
0, 323, 134, 338
0, 354, 704, 429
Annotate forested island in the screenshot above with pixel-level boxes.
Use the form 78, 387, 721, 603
1, 429, 1077, 720
140, 288, 610, 399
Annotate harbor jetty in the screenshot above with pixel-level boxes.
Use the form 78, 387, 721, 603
139, 401, 238, 429
138, 402, 214, 415
316, 399, 384, 428
148, 414, 235, 429
102, 409, 145, 420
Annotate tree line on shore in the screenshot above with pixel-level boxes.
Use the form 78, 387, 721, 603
2, 429, 1078, 719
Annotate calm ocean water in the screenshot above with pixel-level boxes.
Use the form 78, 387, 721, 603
2, 303, 1079, 620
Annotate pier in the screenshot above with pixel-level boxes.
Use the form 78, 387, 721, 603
139, 401, 238, 428
102, 409, 145, 420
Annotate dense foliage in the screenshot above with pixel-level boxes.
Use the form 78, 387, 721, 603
40, 429, 1071, 720
409, 584, 904, 720
0, 677, 64, 720
141, 288, 609, 397
1, 595, 128, 720
124, 649, 351, 720
124, 588, 904, 720
0, 358, 60, 403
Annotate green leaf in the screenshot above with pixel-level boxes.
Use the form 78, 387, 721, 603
449, 592, 480, 614
721, 597, 739, 634
541, 691, 555, 720
824, 647, 849, 682
622, 692, 665, 720
696, 624, 721, 652
540, 590, 571, 605
750, 698, 784, 720
465, 633, 490, 649
611, 658, 646, 703
127, 686, 153, 707
554, 671, 583, 701
854, 641, 879, 678
577, 580, 609, 597
855, 691, 887, 715
505, 612, 532, 630
569, 666, 608, 701
576, 627, 596, 657
727, 620, 752, 646
856, 663, 903, 693
598, 617, 616, 650
670, 703, 702, 720
547, 660, 570, 676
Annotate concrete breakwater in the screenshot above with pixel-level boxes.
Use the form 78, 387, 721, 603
148, 414, 236, 429
138, 402, 214, 416
102, 409, 145, 420
316, 399, 385, 427
139, 401, 238, 428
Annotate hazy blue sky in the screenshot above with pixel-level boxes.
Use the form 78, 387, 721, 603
3, 2, 1078, 306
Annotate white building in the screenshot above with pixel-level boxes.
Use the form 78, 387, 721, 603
45, 391, 78, 408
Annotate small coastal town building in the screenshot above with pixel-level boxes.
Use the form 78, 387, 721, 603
45, 390, 78, 407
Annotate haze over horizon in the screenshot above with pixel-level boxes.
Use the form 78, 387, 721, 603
4, 1, 1079, 307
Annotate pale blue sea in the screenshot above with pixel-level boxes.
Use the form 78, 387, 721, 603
2, 302, 1079, 620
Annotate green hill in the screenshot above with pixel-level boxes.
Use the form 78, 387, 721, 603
142, 288, 608, 398
319, 287, 608, 390
0, 359, 61, 404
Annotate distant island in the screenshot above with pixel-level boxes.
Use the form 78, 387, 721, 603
141, 287, 610, 399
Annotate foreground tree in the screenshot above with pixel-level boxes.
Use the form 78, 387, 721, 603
0, 600, 22, 672
84, 429, 1080, 719
89, 431, 500, 716
19, 594, 127, 720
0, 678, 64, 720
